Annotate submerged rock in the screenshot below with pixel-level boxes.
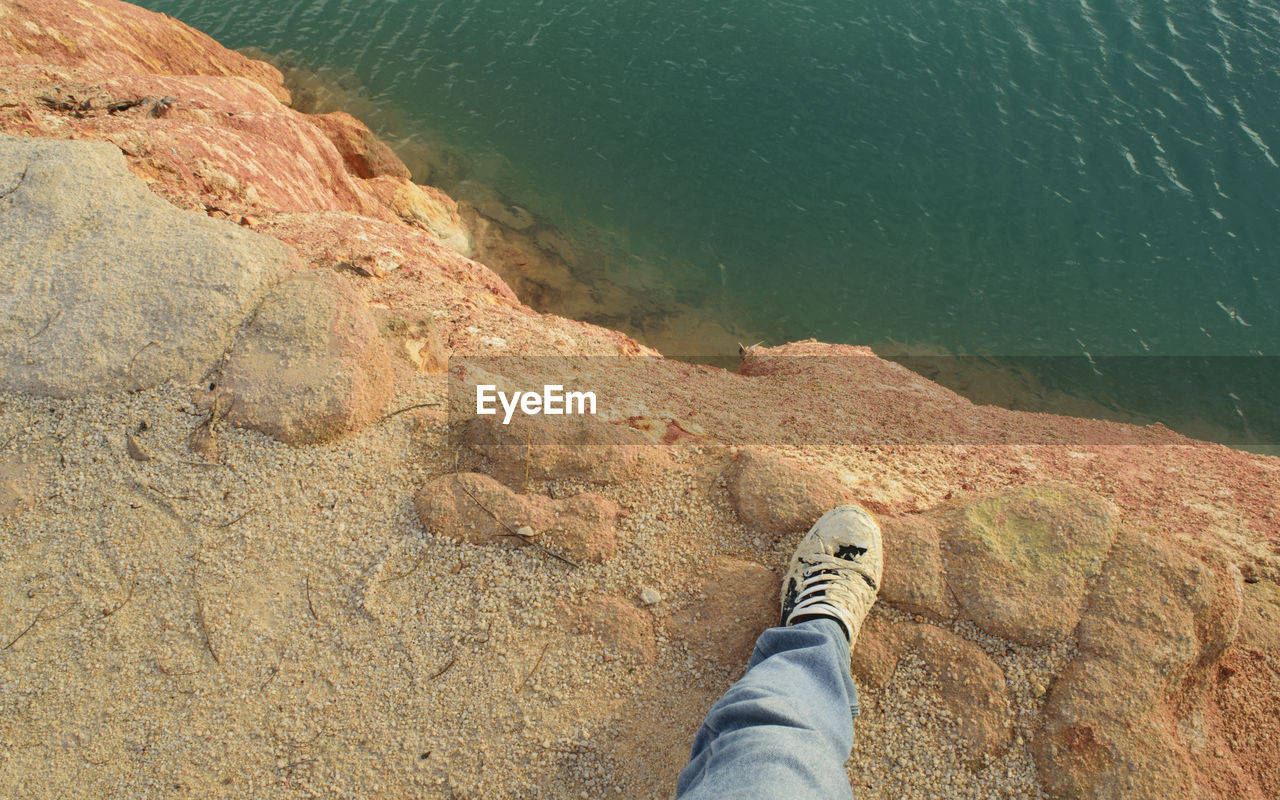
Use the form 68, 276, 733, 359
0, 135, 295, 397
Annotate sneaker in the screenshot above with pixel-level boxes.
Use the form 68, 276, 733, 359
780, 505, 883, 649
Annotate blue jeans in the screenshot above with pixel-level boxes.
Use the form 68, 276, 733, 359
676, 618, 858, 799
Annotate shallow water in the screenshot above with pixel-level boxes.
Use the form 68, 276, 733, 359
135, 0, 1280, 441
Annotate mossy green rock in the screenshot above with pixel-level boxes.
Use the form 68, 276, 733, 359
941, 484, 1118, 645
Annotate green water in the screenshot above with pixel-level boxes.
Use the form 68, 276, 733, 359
134, 0, 1280, 441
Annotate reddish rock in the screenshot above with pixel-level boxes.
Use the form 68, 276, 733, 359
849, 612, 908, 688
914, 624, 1012, 760
1034, 533, 1245, 799
218, 272, 394, 445
415, 472, 619, 563
559, 594, 656, 664
879, 515, 954, 619
0, 0, 290, 103
305, 111, 410, 180
666, 557, 778, 669
725, 448, 849, 535
940, 484, 1118, 646
1213, 579, 1280, 799
546, 493, 621, 564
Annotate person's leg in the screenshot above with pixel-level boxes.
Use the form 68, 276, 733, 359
675, 618, 858, 800
675, 505, 883, 800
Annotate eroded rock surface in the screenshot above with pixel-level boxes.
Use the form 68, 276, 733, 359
415, 472, 620, 563
667, 557, 778, 669
914, 625, 1012, 759
305, 110, 411, 180
217, 272, 393, 445
462, 413, 671, 489
725, 448, 850, 535
940, 484, 1118, 646
559, 594, 657, 664
1034, 533, 1244, 799
879, 515, 953, 619
0, 135, 295, 397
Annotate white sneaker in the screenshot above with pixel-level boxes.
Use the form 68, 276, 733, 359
780, 505, 883, 650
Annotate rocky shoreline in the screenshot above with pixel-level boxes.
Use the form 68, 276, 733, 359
1, 1, 1277, 798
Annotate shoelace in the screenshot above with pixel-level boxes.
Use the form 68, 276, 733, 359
787, 553, 877, 641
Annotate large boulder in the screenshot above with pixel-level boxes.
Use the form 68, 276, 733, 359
216, 271, 393, 445
940, 484, 1118, 645
1033, 534, 1244, 799
725, 448, 849, 536
0, 136, 295, 397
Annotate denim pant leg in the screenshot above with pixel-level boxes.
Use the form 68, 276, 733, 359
675, 618, 858, 800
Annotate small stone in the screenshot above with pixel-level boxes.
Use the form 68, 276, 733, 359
125, 433, 151, 462
640, 587, 662, 606
516, 525, 535, 538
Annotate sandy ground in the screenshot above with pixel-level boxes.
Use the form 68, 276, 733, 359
0, 371, 1074, 799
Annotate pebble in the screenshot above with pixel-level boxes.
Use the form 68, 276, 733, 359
639, 587, 662, 606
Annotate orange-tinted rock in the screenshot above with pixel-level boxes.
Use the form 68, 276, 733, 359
415, 472, 619, 563
0, 0, 289, 103
849, 612, 908, 688
725, 448, 848, 535
1033, 533, 1245, 799
0, 66, 396, 222
666, 557, 778, 669
559, 594, 656, 663
1213, 580, 1280, 799
305, 111, 410, 180
218, 272, 393, 445
940, 484, 1118, 646
462, 413, 671, 489
366, 176, 474, 256
547, 493, 621, 564
879, 514, 953, 619
913, 624, 1012, 760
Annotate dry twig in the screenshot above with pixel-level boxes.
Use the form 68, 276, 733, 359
190, 570, 219, 665
126, 340, 158, 392
374, 400, 439, 425
457, 482, 579, 568
380, 551, 427, 583
102, 578, 135, 618
427, 652, 458, 681
519, 642, 551, 693
2, 605, 47, 651
305, 574, 318, 621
